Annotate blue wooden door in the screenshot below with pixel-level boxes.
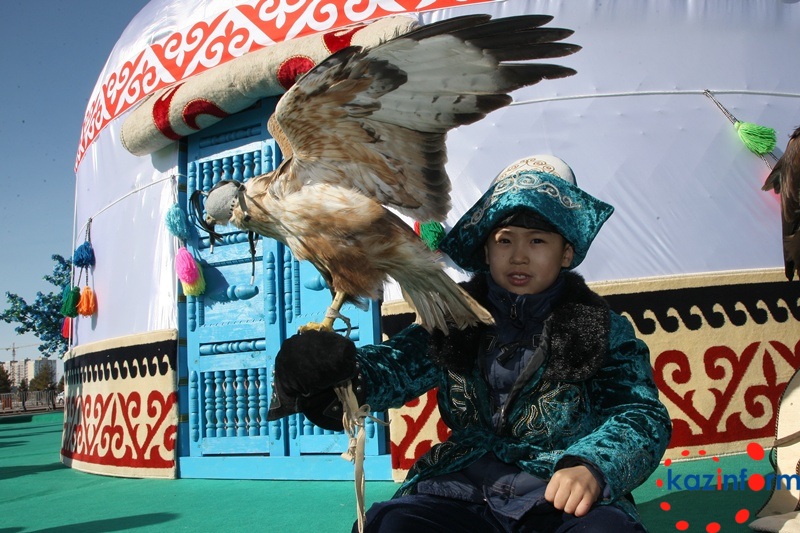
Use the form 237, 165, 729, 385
177, 98, 389, 479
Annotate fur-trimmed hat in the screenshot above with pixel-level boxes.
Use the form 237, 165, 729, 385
440, 155, 614, 271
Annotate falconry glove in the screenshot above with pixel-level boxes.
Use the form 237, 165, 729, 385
267, 330, 366, 431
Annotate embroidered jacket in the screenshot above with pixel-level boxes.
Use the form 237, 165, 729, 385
357, 272, 671, 515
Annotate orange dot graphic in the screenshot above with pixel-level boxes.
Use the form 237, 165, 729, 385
712, 456, 719, 462
664, 458, 672, 467
660, 501, 671, 511
748, 473, 765, 491
681, 450, 690, 457
676, 520, 689, 530
656, 479, 664, 488
706, 522, 721, 533
698, 449, 707, 455
747, 442, 765, 461
735, 509, 750, 523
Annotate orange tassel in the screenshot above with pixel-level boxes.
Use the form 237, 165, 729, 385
77, 286, 97, 316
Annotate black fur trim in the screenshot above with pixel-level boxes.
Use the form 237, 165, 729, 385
428, 272, 610, 381
543, 272, 610, 381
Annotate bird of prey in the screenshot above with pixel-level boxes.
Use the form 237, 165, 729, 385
762, 126, 800, 281
192, 14, 580, 333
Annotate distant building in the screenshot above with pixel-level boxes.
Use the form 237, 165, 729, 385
0, 358, 54, 388
27, 358, 56, 386
8, 359, 25, 388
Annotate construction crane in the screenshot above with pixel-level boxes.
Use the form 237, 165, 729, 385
1, 343, 40, 362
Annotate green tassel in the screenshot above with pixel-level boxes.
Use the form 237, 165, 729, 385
60, 286, 81, 318
734, 121, 777, 155
418, 221, 446, 251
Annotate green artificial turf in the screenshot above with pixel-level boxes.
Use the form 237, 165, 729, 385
0, 412, 776, 532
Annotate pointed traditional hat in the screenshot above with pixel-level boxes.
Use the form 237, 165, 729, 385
440, 155, 614, 271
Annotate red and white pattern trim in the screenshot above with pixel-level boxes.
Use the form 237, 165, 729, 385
75, 0, 495, 170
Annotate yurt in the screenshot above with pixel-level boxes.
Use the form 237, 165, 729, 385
63, 0, 800, 488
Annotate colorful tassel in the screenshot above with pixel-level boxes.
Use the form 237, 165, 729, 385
734, 121, 777, 155
74, 219, 96, 268
704, 90, 777, 156
165, 203, 193, 241
73, 241, 96, 268
414, 220, 446, 251
61, 317, 72, 338
176, 247, 201, 284
60, 286, 80, 318
181, 265, 206, 296
77, 286, 97, 316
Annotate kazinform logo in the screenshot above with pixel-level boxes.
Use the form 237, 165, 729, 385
655, 442, 799, 532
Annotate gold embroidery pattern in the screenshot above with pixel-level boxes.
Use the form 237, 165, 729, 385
447, 370, 481, 427
464, 172, 581, 230
536, 382, 590, 439
512, 401, 546, 437
495, 157, 564, 181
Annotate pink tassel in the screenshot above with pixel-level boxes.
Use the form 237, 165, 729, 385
176, 247, 200, 284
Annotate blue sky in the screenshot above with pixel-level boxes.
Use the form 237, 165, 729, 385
0, 0, 151, 365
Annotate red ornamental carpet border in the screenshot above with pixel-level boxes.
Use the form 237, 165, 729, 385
384, 269, 800, 479
76, 0, 495, 169
596, 269, 800, 459
61, 330, 178, 479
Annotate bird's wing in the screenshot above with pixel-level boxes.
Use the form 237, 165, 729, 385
270, 14, 579, 222
763, 126, 800, 280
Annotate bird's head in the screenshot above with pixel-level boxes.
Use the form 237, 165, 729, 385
189, 180, 244, 243
206, 180, 244, 225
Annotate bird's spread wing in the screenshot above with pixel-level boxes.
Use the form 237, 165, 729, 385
270, 14, 580, 222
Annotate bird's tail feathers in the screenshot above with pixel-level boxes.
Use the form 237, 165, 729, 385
400, 271, 493, 334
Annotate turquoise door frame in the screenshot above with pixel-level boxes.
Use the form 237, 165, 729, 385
176, 98, 389, 480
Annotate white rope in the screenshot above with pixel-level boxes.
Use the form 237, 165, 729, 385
74, 174, 177, 238
511, 88, 796, 171
62, 174, 179, 359
510, 88, 800, 107
334, 382, 389, 533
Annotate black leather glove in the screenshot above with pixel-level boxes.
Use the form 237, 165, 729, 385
267, 330, 365, 431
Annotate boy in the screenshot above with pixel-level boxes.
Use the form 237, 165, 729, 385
269, 155, 672, 532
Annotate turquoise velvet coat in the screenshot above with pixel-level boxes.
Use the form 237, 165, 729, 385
357, 272, 671, 517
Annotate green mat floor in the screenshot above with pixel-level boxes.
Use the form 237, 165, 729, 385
0, 412, 773, 532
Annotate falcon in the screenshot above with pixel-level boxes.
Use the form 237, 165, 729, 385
762, 126, 800, 281
192, 14, 580, 333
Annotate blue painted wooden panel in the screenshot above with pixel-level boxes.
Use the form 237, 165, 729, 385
178, 98, 388, 479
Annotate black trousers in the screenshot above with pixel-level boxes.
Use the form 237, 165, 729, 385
354, 494, 647, 533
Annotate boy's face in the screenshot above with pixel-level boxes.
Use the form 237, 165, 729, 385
484, 225, 574, 295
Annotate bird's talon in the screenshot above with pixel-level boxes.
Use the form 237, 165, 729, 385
297, 321, 332, 333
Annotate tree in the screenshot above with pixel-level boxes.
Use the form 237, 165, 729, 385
19, 378, 28, 411
0, 365, 11, 393
1, 254, 71, 358
29, 363, 57, 391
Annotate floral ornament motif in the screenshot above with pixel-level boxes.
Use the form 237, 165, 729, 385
492, 173, 582, 209
495, 157, 568, 182
464, 172, 582, 230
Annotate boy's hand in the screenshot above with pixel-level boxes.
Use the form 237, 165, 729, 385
544, 465, 601, 517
